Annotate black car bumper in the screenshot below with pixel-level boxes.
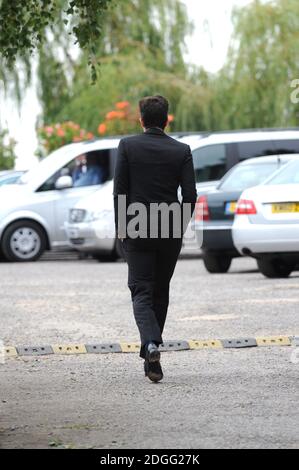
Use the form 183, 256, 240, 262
199, 225, 239, 255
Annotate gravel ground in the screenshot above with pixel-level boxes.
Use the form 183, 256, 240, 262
1, 348, 298, 449
0, 256, 298, 449
1, 257, 298, 346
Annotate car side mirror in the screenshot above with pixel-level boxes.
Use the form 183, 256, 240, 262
55, 175, 73, 190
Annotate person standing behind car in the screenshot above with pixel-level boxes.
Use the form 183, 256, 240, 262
74, 152, 105, 187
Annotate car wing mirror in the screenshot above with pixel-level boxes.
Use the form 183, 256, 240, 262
55, 175, 73, 190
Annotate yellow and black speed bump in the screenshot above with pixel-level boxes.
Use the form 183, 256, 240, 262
2, 334, 298, 359
221, 337, 257, 349
5, 347, 18, 358
17, 346, 54, 356
85, 343, 122, 354
159, 340, 190, 352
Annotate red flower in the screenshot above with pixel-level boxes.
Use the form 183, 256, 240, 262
98, 123, 107, 135
56, 128, 65, 137
106, 111, 119, 120
116, 101, 130, 110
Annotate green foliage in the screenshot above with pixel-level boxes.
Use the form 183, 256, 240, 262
37, 47, 71, 125
0, 129, 16, 170
4, 0, 299, 138
49, 53, 208, 135
208, 0, 299, 129
36, 0, 200, 133
97, 0, 191, 74
0, 0, 112, 81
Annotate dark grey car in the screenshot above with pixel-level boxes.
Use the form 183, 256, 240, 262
197, 154, 299, 273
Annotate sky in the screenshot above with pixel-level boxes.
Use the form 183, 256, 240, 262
1, 0, 252, 170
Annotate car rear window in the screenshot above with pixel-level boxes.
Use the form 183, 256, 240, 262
266, 160, 299, 185
192, 144, 226, 183
273, 139, 299, 154
237, 141, 275, 160
220, 162, 282, 191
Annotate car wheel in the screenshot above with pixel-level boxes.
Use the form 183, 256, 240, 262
92, 252, 119, 262
257, 257, 294, 278
202, 252, 232, 273
1, 221, 47, 262
92, 239, 125, 262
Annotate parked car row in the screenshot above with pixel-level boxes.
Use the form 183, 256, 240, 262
66, 129, 299, 261
1, 128, 299, 267
233, 159, 299, 278
0, 170, 25, 187
197, 154, 299, 274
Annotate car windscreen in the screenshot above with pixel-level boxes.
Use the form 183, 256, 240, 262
0, 175, 20, 186
18, 146, 76, 185
265, 160, 299, 185
219, 162, 283, 191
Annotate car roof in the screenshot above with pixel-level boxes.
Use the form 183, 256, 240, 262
237, 154, 299, 166
0, 170, 24, 177
179, 129, 299, 149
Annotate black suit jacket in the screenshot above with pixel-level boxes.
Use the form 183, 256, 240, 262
113, 127, 197, 238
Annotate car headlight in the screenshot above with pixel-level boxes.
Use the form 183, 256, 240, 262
69, 209, 87, 223
85, 209, 113, 222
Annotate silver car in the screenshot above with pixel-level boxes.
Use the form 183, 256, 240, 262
66, 130, 299, 260
0, 138, 120, 261
233, 158, 299, 278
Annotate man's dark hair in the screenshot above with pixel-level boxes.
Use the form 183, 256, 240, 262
139, 95, 169, 129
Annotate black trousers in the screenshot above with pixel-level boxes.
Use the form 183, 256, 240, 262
122, 237, 182, 359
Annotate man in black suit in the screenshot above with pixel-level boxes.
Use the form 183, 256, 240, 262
114, 95, 197, 382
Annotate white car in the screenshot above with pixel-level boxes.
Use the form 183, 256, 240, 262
66, 180, 119, 260
66, 130, 299, 259
0, 138, 120, 261
232, 159, 299, 278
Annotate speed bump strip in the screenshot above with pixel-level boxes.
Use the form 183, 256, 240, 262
17, 346, 54, 356
160, 340, 190, 352
3, 334, 297, 358
222, 338, 257, 349
5, 347, 18, 358
188, 339, 223, 349
256, 336, 291, 347
120, 342, 140, 353
85, 343, 122, 354
52, 344, 87, 355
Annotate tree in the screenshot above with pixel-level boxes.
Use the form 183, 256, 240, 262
210, 0, 299, 130
0, 129, 16, 170
36, 0, 210, 136
0, 0, 113, 82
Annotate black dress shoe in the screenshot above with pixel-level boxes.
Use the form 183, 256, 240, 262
144, 359, 163, 383
145, 342, 161, 363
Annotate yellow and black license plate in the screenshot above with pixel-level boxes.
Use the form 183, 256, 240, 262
225, 201, 237, 215
272, 202, 299, 213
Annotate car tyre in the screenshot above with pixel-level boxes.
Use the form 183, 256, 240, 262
92, 251, 118, 262
257, 257, 294, 278
92, 239, 125, 262
202, 252, 232, 273
1, 220, 47, 262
